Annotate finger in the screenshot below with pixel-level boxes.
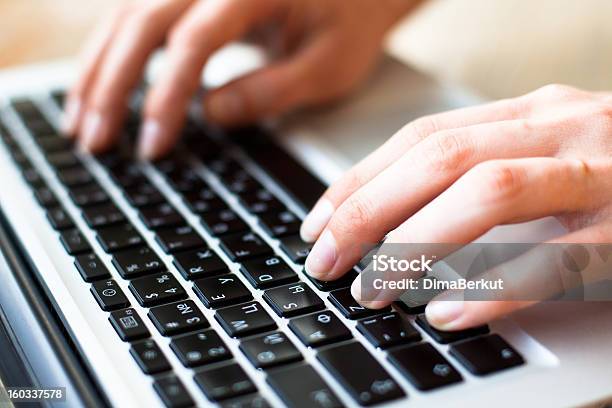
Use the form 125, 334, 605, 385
426, 222, 612, 330
62, 7, 128, 136
305, 119, 560, 280
138, 0, 285, 160
79, 0, 193, 153
350, 157, 603, 308
300, 96, 533, 242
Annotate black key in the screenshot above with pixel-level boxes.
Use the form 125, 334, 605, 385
215, 301, 276, 338
129, 273, 187, 307
388, 343, 462, 391
10, 99, 43, 120
278, 235, 311, 264
263, 282, 324, 318
394, 276, 444, 315
307, 268, 358, 292
68, 183, 109, 207
149, 300, 209, 336
194, 363, 256, 401
173, 248, 228, 280
109, 308, 150, 341
170, 329, 232, 367
240, 255, 298, 289
220, 394, 269, 408
183, 189, 225, 214
82, 203, 125, 228
449, 334, 524, 375
224, 169, 261, 195
59, 228, 91, 255
258, 210, 300, 238
124, 182, 165, 207
240, 332, 302, 369
139, 203, 184, 229
317, 342, 405, 406
22, 166, 44, 187
154, 376, 194, 408
46, 151, 80, 168
289, 310, 352, 348
328, 288, 391, 320
415, 315, 489, 344
238, 189, 283, 214
57, 166, 93, 187
219, 232, 273, 262
155, 225, 206, 254
201, 209, 248, 236
97, 223, 144, 252
34, 185, 59, 207
267, 364, 342, 408
74, 253, 111, 282
112, 246, 165, 278
51, 90, 65, 107
357, 313, 421, 349
130, 340, 171, 374
91, 279, 130, 311
46, 206, 74, 230
37, 137, 73, 153
167, 170, 207, 194
109, 165, 143, 188
193, 274, 252, 308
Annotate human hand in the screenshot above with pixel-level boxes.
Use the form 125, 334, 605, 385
300, 84, 612, 329
62, 0, 418, 159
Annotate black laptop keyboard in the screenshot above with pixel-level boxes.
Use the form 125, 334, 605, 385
0, 93, 525, 407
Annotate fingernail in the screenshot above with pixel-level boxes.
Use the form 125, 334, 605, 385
426, 301, 464, 330
305, 230, 337, 278
81, 111, 103, 152
206, 89, 244, 124
137, 120, 163, 160
61, 99, 81, 136
300, 199, 334, 243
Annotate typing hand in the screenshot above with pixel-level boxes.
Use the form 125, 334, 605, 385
62, 0, 417, 159
301, 84, 612, 329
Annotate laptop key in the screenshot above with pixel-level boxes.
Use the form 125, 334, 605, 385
109, 308, 150, 341
96, 223, 144, 253
69, 183, 110, 207
37, 137, 73, 153
240, 255, 298, 289
263, 282, 324, 318
34, 185, 59, 207
59, 228, 91, 255
82, 203, 125, 228
449, 334, 524, 375
278, 235, 312, 264
258, 210, 301, 238
46, 151, 80, 169
170, 329, 232, 367
267, 364, 342, 408
139, 203, 184, 229
289, 310, 352, 347
124, 182, 165, 207
329, 288, 391, 320
129, 273, 187, 307
148, 300, 209, 336
201, 209, 248, 236
74, 253, 111, 282
388, 342, 462, 391
154, 376, 194, 408
57, 166, 93, 187
240, 332, 302, 369
112, 246, 165, 279
183, 190, 225, 214
46, 206, 74, 230
415, 315, 489, 344
220, 394, 269, 408
238, 188, 283, 214
193, 274, 253, 308
194, 363, 256, 401
91, 279, 130, 311
155, 225, 207, 254
219, 232, 273, 262
307, 268, 359, 292
215, 301, 277, 338
357, 313, 421, 349
173, 248, 228, 280
130, 340, 171, 375
317, 342, 405, 406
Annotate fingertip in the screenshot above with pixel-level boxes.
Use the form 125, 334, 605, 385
204, 88, 246, 126
300, 198, 334, 243
80, 111, 104, 152
137, 119, 165, 160
61, 98, 82, 137
425, 300, 465, 331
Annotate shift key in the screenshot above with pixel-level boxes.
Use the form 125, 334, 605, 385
317, 342, 405, 406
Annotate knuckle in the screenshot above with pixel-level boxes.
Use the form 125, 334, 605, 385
331, 194, 376, 236
532, 83, 579, 101
422, 130, 472, 173
585, 102, 612, 126
404, 115, 440, 142
471, 161, 526, 206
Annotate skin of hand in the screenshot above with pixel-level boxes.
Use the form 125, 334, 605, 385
300, 84, 612, 330
61, 0, 419, 159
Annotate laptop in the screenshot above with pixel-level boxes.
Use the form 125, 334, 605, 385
0, 47, 610, 408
